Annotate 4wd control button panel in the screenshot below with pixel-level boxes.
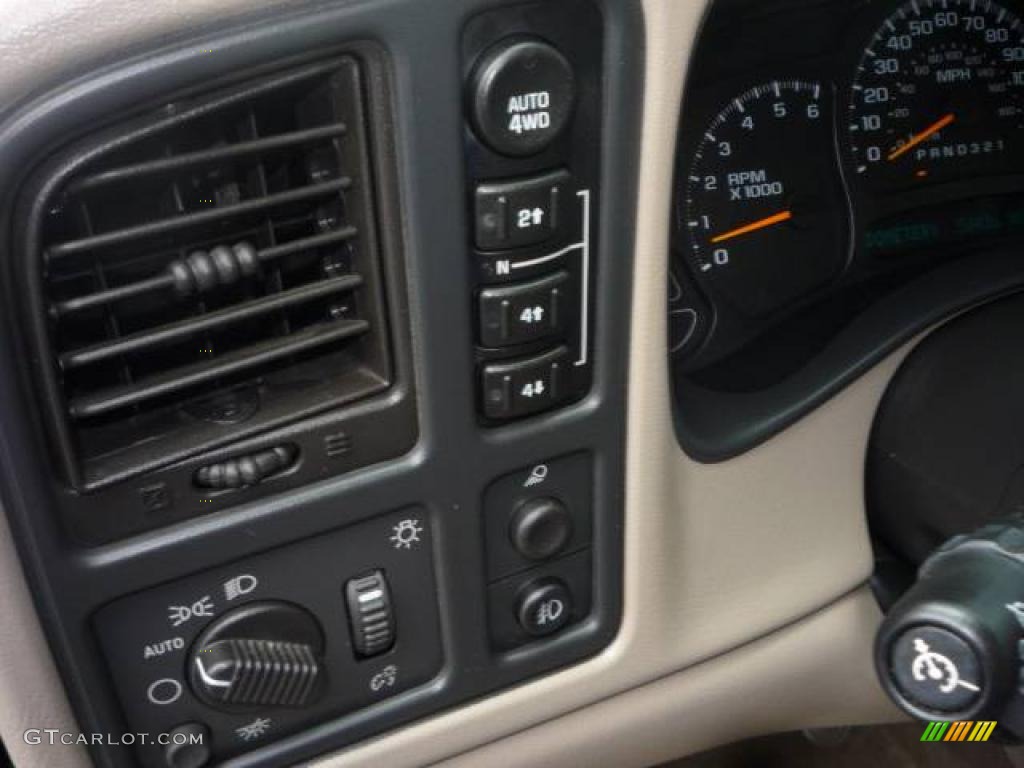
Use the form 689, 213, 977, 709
469, 39, 576, 157
481, 346, 569, 420
475, 170, 571, 251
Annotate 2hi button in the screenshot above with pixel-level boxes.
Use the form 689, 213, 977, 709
470, 39, 577, 157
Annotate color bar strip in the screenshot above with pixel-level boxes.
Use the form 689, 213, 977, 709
972, 722, 998, 742
921, 722, 950, 742
944, 722, 970, 742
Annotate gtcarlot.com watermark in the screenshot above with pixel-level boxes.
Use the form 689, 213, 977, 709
24, 729, 203, 747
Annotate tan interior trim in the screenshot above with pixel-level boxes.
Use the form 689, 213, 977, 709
0, 0, 294, 107
433, 588, 902, 768
311, 337, 911, 768
0, 502, 89, 768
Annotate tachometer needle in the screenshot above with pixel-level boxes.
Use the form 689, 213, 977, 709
888, 113, 956, 162
710, 210, 793, 244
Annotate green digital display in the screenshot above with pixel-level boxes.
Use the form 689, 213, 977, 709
865, 196, 1024, 258
864, 223, 941, 254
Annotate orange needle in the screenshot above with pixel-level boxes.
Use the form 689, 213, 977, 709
710, 210, 793, 244
888, 113, 956, 162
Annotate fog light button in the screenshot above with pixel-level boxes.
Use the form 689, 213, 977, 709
516, 579, 573, 637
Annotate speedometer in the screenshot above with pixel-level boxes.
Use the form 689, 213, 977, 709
681, 81, 848, 318
850, 0, 1024, 187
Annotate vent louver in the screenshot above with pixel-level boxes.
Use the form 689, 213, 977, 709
19, 56, 394, 491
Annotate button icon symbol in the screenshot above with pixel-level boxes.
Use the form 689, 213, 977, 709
235, 717, 272, 742
507, 91, 553, 135
142, 637, 185, 661
324, 432, 353, 458
223, 574, 259, 601
370, 664, 399, 692
524, 465, 549, 488
390, 519, 423, 550
517, 207, 546, 229
139, 483, 172, 513
146, 678, 183, 706
520, 379, 546, 399
519, 306, 546, 325
911, 637, 980, 694
168, 596, 215, 627
536, 598, 565, 626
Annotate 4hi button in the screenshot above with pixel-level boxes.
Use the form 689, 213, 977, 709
470, 39, 576, 157
479, 271, 569, 347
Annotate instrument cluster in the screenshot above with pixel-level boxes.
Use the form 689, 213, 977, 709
672, 0, 1024, 375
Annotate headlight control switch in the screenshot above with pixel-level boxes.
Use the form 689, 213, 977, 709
188, 601, 325, 710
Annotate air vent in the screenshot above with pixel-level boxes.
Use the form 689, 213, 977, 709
17, 56, 395, 491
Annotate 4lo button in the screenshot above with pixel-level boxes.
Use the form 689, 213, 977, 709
481, 346, 569, 420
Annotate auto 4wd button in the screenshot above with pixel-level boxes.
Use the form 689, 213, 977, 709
469, 39, 576, 157
482, 346, 569, 420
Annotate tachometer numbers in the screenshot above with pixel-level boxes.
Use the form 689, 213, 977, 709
682, 81, 848, 318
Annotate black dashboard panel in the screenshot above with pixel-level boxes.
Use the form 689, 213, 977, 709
0, 0, 643, 766
671, 0, 1024, 460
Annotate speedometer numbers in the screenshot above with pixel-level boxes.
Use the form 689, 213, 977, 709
682, 81, 848, 318
850, 0, 1024, 187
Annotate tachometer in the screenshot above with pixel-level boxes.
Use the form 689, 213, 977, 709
850, 0, 1024, 187
681, 81, 848, 318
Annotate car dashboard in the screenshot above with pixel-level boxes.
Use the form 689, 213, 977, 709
1, 1, 1022, 767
